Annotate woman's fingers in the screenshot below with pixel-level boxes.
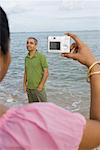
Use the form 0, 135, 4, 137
70, 43, 78, 53
64, 32, 82, 46
61, 53, 79, 60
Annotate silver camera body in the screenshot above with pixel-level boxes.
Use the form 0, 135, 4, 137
48, 35, 70, 53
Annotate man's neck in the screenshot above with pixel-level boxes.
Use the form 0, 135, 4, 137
29, 50, 37, 58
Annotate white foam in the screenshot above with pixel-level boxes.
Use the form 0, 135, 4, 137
6, 98, 14, 103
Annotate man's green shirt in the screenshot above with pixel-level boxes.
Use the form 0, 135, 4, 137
25, 51, 48, 89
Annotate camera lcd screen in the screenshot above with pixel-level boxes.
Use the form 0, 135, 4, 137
50, 42, 60, 50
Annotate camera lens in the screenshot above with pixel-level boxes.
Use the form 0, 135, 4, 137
53, 37, 56, 39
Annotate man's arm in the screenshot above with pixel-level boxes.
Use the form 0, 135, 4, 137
37, 68, 49, 91
24, 66, 27, 93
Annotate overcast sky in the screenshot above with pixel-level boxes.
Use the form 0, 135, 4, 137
1, 0, 100, 32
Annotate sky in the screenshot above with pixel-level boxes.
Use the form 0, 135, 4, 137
1, 0, 100, 32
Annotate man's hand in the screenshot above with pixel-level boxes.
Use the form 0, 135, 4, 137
24, 85, 27, 93
37, 84, 43, 92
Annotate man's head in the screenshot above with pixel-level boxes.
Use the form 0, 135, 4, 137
26, 37, 38, 52
0, 7, 11, 81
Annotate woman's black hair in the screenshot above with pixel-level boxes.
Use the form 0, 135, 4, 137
0, 6, 10, 55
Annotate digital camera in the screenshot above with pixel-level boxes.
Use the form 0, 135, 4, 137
48, 35, 70, 53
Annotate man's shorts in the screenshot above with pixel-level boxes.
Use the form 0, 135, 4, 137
26, 88, 47, 103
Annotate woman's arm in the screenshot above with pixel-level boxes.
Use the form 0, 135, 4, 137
62, 33, 100, 149
62, 33, 100, 121
79, 62, 100, 149
90, 64, 100, 120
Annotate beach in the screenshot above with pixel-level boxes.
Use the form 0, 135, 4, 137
0, 30, 100, 149
0, 30, 100, 118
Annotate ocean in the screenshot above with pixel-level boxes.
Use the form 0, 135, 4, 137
0, 30, 100, 117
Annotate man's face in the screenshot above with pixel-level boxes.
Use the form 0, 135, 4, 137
26, 38, 37, 52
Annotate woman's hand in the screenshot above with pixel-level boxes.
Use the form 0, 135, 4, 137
61, 33, 96, 68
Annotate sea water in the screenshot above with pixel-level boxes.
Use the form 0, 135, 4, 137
0, 30, 100, 117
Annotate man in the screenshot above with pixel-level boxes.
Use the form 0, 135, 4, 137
24, 37, 48, 103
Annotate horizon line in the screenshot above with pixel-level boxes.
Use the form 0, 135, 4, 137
11, 29, 100, 33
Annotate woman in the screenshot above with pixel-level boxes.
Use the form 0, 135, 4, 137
0, 6, 100, 150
